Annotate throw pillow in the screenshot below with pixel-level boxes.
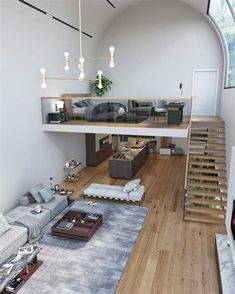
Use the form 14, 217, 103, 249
30, 183, 44, 203
0, 214, 11, 236
39, 187, 55, 203
123, 179, 141, 193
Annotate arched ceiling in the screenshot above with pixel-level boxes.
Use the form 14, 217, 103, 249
82, 0, 208, 40
26, 0, 209, 41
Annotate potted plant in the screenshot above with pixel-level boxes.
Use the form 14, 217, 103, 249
92, 75, 112, 97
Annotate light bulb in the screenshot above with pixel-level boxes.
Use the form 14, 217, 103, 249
64, 52, 69, 58
64, 65, 69, 71
109, 62, 115, 68
40, 68, 46, 74
97, 70, 103, 89
79, 72, 85, 81
79, 57, 84, 63
109, 46, 115, 53
41, 83, 47, 89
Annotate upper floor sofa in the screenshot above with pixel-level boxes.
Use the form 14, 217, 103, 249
128, 100, 153, 117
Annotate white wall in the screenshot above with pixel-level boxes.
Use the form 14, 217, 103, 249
95, 0, 224, 114
221, 88, 235, 176
0, 0, 95, 213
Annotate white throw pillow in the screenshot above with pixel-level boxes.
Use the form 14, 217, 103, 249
123, 179, 141, 193
0, 214, 11, 236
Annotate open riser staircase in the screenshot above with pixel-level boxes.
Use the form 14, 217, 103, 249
184, 117, 227, 224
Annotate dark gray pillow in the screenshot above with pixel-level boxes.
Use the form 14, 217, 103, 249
30, 183, 44, 203
74, 101, 87, 108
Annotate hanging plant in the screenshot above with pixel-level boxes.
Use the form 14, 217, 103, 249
92, 75, 112, 97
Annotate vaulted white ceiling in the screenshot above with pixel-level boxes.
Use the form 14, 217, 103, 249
27, 0, 209, 42
82, 0, 209, 40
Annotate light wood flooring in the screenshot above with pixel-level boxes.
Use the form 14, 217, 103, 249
62, 116, 189, 130
62, 154, 225, 294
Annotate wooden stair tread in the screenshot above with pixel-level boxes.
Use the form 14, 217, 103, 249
185, 206, 226, 216
190, 142, 225, 147
188, 174, 226, 182
190, 130, 224, 135
189, 148, 225, 154
191, 124, 224, 127
189, 168, 226, 175
192, 121, 224, 124
185, 197, 227, 206
189, 154, 225, 160
189, 160, 225, 170
189, 161, 226, 168
190, 136, 224, 141
187, 182, 227, 190
184, 212, 225, 224
191, 127, 225, 131
186, 189, 227, 197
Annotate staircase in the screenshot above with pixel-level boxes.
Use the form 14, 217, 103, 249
184, 117, 227, 224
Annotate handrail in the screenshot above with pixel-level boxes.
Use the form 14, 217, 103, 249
42, 95, 193, 101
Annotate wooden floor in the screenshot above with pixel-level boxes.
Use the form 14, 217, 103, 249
62, 116, 189, 130
62, 154, 225, 294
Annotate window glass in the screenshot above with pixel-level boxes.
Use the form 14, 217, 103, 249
209, 0, 235, 87
227, 0, 235, 13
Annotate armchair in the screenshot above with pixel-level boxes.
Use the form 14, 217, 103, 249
128, 100, 153, 119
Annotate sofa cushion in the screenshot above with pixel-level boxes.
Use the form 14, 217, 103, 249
5, 206, 50, 229
19, 192, 36, 206
39, 187, 55, 203
30, 183, 44, 203
129, 185, 145, 201
0, 225, 27, 264
123, 179, 140, 193
0, 214, 11, 236
88, 183, 123, 191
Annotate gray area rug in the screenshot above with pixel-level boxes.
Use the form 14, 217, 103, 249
18, 203, 148, 294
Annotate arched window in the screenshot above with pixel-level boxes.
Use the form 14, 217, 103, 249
208, 0, 235, 88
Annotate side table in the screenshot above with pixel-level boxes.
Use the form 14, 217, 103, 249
0, 246, 42, 293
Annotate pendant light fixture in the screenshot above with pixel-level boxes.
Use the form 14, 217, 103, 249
40, 0, 115, 89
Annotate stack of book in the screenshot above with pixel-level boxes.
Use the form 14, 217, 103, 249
5, 278, 24, 293
57, 221, 74, 230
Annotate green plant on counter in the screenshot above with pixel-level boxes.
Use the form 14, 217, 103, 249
92, 75, 112, 97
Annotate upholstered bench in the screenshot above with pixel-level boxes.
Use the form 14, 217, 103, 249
83, 179, 145, 203
70, 201, 110, 223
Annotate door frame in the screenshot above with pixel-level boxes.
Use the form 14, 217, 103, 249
192, 69, 219, 116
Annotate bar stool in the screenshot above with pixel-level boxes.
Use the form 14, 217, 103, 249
147, 140, 157, 153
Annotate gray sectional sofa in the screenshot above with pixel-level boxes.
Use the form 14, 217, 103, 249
0, 192, 68, 264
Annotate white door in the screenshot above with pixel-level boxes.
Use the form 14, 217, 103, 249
192, 69, 218, 116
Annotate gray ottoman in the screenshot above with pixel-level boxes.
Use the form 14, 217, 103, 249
5, 206, 51, 229
70, 201, 110, 223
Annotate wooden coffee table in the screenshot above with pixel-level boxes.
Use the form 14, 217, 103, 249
51, 210, 102, 241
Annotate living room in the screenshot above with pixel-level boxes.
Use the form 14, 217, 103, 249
1, 0, 235, 293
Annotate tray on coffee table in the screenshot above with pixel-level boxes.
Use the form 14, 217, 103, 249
51, 210, 102, 241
